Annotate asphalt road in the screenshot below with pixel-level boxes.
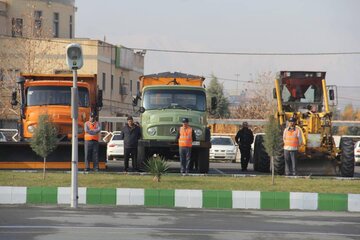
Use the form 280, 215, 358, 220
106, 160, 360, 178
1, 206, 359, 240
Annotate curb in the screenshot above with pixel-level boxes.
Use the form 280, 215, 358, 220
0, 186, 359, 212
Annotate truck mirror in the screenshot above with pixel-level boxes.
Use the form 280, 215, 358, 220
273, 88, 277, 99
139, 107, 145, 113
97, 89, 103, 108
132, 97, 138, 107
329, 89, 334, 100
211, 97, 217, 110
11, 89, 18, 106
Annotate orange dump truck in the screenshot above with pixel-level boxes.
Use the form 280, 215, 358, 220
0, 74, 106, 169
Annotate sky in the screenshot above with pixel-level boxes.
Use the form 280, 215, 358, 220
75, 0, 360, 108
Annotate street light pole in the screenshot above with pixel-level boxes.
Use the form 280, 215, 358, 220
70, 69, 78, 208
66, 43, 84, 208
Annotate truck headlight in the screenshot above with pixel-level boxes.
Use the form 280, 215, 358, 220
28, 125, 35, 133
147, 127, 157, 136
194, 129, 203, 137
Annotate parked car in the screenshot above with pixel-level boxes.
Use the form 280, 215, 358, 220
0, 132, 6, 142
210, 136, 237, 161
106, 131, 124, 161
354, 141, 360, 165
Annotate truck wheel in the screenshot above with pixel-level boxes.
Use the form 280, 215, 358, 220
137, 146, 150, 171
253, 135, 270, 173
197, 148, 209, 173
340, 137, 355, 177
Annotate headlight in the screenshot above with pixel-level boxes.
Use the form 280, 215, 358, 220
194, 129, 203, 137
28, 125, 35, 133
147, 127, 157, 136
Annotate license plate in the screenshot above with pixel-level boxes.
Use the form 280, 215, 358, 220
192, 141, 200, 146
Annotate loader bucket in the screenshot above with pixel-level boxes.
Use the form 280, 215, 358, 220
296, 153, 338, 176
0, 141, 107, 170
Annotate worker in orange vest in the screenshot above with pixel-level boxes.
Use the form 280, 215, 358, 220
176, 118, 196, 174
84, 112, 101, 172
283, 117, 303, 176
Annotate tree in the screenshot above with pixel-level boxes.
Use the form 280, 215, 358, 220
264, 115, 283, 185
30, 114, 58, 179
206, 74, 230, 118
337, 104, 360, 135
231, 71, 275, 119
0, 3, 64, 121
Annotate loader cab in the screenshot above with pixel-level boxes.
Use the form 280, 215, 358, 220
278, 71, 326, 113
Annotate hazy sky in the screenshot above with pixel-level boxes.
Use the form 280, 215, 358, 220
75, 0, 360, 107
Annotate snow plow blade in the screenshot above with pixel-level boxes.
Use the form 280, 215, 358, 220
0, 142, 107, 170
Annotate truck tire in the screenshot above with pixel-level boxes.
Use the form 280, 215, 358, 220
274, 139, 285, 175
137, 146, 151, 171
253, 135, 270, 173
197, 148, 210, 173
340, 137, 355, 177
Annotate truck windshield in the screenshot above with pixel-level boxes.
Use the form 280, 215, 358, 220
143, 89, 206, 111
27, 86, 89, 107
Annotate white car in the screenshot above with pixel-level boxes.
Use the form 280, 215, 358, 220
354, 141, 360, 165
0, 132, 6, 142
210, 136, 237, 161
106, 131, 124, 161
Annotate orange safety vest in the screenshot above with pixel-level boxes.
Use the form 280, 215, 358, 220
284, 127, 300, 148
84, 121, 99, 141
178, 126, 193, 147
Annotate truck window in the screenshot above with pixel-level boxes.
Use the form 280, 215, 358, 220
26, 86, 89, 107
143, 89, 206, 111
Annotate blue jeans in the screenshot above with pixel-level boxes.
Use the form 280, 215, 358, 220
179, 147, 191, 173
284, 150, 297, 176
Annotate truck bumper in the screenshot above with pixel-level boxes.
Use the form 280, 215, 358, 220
138, 140, 211, 149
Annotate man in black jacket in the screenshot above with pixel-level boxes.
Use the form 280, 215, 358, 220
120, 116, 141, 172
235, 122, 254, 171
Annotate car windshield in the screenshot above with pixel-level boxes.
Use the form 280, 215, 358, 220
112, 134, 122, 141
27, 86, 89, 107
211, 137, 233, 146
143, 89, 206, 111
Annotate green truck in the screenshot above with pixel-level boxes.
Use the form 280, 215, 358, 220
133, 72, 216, 173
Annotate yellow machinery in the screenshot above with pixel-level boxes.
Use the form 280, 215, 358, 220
254, 71, 355, 176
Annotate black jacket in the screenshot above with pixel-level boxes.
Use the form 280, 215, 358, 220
120, 124, 141, 148
235, 127, 254, 148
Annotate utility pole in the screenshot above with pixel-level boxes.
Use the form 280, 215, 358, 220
66, 43, 84, 208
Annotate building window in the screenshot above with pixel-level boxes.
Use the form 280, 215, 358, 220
119, 77, 121, 94
69, 15, 73, 38
53, 12, 59, 38
34, 11, 42, 36
130, 80, 133, 93
11, 18, 23, 37
111, 75, 114, 91
102, 73, 106, 92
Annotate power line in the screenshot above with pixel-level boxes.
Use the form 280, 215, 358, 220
2, 35, 360, 56
131, 47, 360, 56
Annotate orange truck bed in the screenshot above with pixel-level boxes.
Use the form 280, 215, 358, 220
140, 72, 205, 89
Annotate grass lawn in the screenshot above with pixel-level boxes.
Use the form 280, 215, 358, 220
1, 171, 359, 194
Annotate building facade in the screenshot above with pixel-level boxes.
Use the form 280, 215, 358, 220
0, 0, 75, 39
0, 0, 145, 130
